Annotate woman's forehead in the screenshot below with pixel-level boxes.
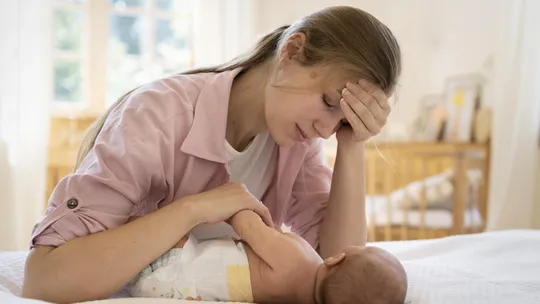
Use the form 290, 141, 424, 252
318, 67, 359, 93
281, 65, 358, 94
316, 66, 355, 82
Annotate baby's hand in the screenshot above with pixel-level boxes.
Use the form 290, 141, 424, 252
229, 209, 272, 235
229, 210, 256, 230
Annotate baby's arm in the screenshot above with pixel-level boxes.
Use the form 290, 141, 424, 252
230, 210, 303, 267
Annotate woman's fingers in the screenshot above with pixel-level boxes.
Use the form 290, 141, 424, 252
254, 204, 274, 228
340, 98, 369, 139
345, 82, 384, 119
231, 183, 273, 228
345, 81, 388, 126
359, 80, 390, 111
342, 88, 381, 135
190, 182, 275, 227
338, 79, 393, 142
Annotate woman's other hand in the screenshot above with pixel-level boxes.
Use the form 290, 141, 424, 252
337, 80, 391, 144
179, 182, 274, 228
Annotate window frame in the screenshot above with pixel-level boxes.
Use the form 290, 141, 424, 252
51, 0, 199, 118
51, 0, 90, 116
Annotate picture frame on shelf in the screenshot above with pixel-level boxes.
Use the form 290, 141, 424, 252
412, 94, 447, 142
442, 74, 485, 143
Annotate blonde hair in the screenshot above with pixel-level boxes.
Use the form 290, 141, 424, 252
75, 5, 401, 169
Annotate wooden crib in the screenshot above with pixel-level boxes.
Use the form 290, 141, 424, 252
326, 142, 490, 242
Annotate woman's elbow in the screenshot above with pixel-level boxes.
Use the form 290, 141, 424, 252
21, 246, 56, 301
21, 283, 52, 303
22, 246, 112, 303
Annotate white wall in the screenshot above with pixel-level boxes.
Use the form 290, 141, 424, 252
251, 0, 507, 136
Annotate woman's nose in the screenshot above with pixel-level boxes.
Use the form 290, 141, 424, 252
317, 115, 343, 139
319, 127, 333, 139
328, 112, 346, 136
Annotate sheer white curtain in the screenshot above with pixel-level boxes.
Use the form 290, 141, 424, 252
0, 0, 52, 250
192, 0, 256, 66
486, 0, 540, 230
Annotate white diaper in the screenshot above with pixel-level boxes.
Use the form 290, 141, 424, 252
126, 234, 253, 302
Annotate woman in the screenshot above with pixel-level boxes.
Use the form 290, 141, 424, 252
22, 5, 401, 303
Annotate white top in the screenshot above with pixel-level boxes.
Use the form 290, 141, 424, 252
225, 132, 277, 200
190, 132, 277, 241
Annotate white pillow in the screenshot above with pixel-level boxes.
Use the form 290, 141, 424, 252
389, 169, 483, 210
390, 171, 454, 209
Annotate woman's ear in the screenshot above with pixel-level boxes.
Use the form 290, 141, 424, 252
272, 33, 307, 86
324, 252, 346, 266
279, 32, 307, 62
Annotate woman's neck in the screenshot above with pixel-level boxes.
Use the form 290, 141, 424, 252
227, 62, 270, 151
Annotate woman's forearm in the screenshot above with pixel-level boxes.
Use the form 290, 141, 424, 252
319, 142, 367, 258
22, 198, 200, 304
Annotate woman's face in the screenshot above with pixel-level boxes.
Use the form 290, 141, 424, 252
264, 63, 353, 147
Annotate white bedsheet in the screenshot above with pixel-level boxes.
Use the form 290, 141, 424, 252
1, 230, 540, 303
378, 230, 540, 304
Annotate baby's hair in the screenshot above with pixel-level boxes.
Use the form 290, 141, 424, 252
321, 247, 407, 304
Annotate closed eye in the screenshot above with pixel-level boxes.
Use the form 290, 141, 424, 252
321, 94, 334, 108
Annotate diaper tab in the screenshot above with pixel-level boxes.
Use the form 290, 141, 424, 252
227, 263, 254, 303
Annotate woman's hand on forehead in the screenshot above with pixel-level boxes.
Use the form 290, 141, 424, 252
336, 79, 390, 143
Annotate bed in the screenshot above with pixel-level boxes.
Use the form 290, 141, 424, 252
1, 229, 540, 304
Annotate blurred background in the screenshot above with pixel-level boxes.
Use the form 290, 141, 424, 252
0, 0, 539, 250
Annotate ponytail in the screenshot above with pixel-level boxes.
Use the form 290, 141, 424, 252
184, 25, 290, 74
74, 25, 289, 170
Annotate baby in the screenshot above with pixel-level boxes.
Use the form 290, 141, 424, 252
126, 211, 407, 303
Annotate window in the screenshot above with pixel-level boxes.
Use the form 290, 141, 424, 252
52, 0, 85, 106
52, 0, 194, 115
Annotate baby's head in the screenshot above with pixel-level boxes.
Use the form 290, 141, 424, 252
318, 246, 407, 304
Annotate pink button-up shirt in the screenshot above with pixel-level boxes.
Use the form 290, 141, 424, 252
31, 68, 333, 249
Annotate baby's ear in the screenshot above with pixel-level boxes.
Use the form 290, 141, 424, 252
324, 252, 346, 266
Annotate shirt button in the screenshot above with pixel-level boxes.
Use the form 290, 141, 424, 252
67, 198, 79, 209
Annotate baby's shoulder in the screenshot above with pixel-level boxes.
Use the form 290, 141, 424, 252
283, 233, 318, 254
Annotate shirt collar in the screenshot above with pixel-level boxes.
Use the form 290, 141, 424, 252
180, 68, 243, 163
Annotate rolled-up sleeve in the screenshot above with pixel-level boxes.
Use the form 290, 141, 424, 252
31, 93, 176, 248
285, 139, 332, 249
